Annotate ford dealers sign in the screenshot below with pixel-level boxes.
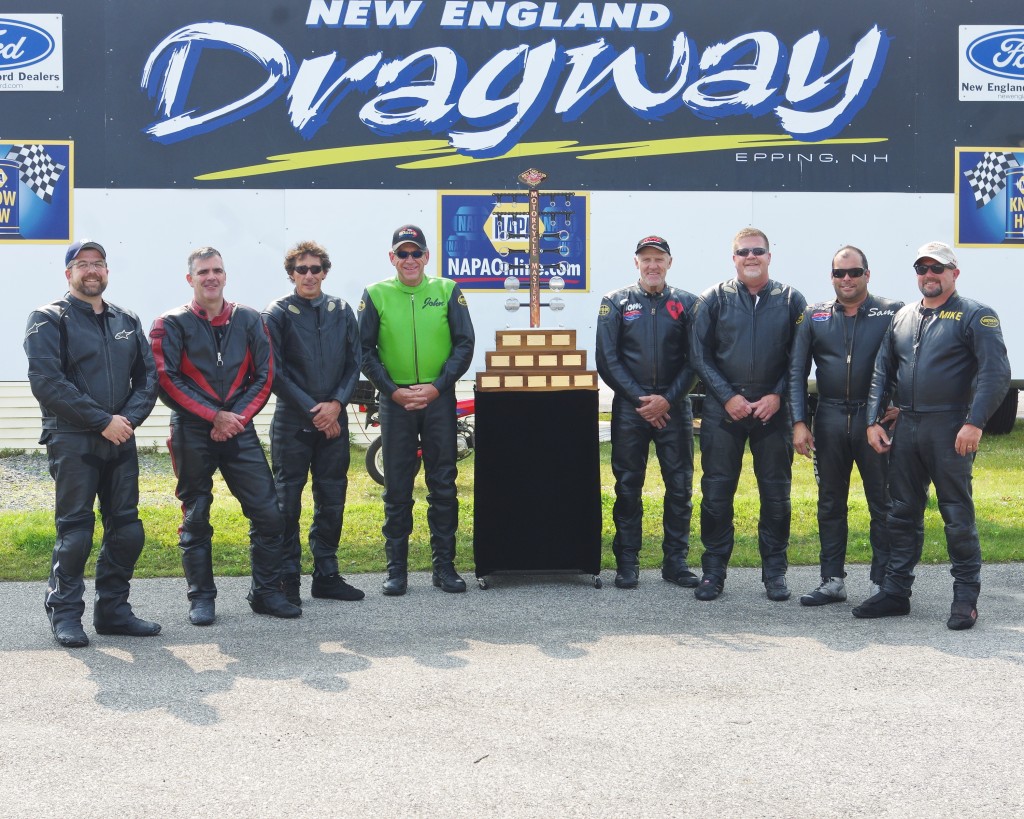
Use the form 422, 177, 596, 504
0, 15, 63, 91
960, 25, 1024, 101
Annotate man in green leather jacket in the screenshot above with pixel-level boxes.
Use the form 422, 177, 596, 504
359, 225, 475, 596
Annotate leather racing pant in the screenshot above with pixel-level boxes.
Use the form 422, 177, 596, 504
811, 401, 892, 584
882, 410, 980, 603
379, 387, 458, 574
610, 393, 694, 570
168, 419, 285, 602
44, 432, 147, 630
270, 407, 349, 578
698, 395, 793, 581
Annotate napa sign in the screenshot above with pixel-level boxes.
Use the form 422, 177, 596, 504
139, 1, 891, 157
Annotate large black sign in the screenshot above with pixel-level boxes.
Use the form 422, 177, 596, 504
4, 0, 1022, 192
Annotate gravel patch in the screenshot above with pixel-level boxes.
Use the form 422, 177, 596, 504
0, 451, 177, 514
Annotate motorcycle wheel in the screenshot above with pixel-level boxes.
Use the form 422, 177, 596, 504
365, 438, 386, 486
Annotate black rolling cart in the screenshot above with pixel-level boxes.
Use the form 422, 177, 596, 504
472, 387, 602, 587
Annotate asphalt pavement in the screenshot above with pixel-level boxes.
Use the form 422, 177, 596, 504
2, 564, 1024, 817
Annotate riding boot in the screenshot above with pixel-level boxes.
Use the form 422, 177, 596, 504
614, 550, 640, 589
429, 509, 465, 593
45, 522, 93, 646
248, 530, 301, 618
382, 537, 409, 596
181, 543, 217, 602
93, 518, 161, 636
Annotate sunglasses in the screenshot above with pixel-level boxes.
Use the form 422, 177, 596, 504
293, 265, 323, 275
734, 247, 768, 257
914, 262, 952, 275
831, 268, 866, 279
395, 249, 425, 259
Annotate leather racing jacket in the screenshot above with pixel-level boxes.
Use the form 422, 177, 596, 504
788, 293, 904, 424
358, 275, 475, 397
25, 293, 157, 437
262, 291, 361, 419
867, 292, 1010, 429
691, 278, 807, 404
149, 300, 274, 425
595, 282, 698, 407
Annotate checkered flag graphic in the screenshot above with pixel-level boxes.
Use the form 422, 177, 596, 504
5, 144, 66, 204
963, 151, 1021, 208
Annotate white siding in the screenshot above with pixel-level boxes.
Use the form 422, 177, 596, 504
0, 381, 489, 451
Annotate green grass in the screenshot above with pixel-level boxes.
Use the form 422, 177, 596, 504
2, 426, 1022, 581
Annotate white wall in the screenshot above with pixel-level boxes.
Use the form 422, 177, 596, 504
6, 188, 1022, 386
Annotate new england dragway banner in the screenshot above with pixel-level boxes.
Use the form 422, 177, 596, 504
2, 1, 1021, 194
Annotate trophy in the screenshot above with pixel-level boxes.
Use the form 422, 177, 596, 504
475, 169, 598, 392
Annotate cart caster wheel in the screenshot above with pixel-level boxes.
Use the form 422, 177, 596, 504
593, 575, 602, 589
477, 577, 490, 590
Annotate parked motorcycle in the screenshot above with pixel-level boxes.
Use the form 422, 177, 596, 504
354, 381, 475, 486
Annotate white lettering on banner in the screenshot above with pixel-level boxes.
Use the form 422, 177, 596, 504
439, 2, 670, 30
447, 257, 583, 277
140, 20, 891, 154
141, 23, 292, 143
307, 1, 426, 28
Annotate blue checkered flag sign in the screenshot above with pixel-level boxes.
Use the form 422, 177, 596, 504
5, 144, 66, 204
963, 151, 1021, 208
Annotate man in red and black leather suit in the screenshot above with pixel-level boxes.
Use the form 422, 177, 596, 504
150, 246, 300, 626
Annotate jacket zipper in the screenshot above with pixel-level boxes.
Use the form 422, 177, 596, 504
410, 293, 420, 383
910, 310, 933, 411
650, 292, 659, 388
101, 311, 114, 411
842, 303, 858, 435
315, 302, 324, 395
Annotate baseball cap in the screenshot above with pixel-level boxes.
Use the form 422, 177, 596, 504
392, 225, 427, 251
635, 235, 671, 255
65, 239, 106, 267
914, 241, 958, 268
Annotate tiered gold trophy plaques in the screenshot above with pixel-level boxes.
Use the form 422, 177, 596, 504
477, 329, 596, 391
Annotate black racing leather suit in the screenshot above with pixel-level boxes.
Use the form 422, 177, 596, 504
150, 300, 284, 603
595, 282, 698, 571
263, 291, 361, 579
788, 294, 903, 583
691, 278, 806, 581
25, 294, 158, 630
867, 292, 1010, 603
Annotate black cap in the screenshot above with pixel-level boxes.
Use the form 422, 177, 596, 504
635, 235, 670, 255
65, 239, 106, 267
392, 224, 427, 251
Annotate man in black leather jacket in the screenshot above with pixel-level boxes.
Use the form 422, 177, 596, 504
789, 245, 904, 606
25, 240, 160, 648
855, 242, 1010, 630
690, 227, 806, 602
596, 235, 699, 590
150, 246, 300, 625
263, 241, 363, 606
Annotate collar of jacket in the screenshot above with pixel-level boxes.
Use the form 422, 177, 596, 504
391, 275, 432, 294
64, 291, 107, 315
919, 289, 960, 314
189, 299, 234, 325
829, 293, 873, 314
292, 291, 328, 308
